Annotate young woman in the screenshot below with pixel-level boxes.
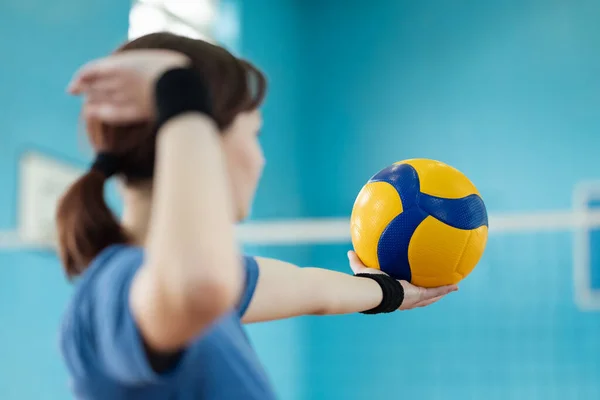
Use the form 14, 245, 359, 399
58, 32, 457, 399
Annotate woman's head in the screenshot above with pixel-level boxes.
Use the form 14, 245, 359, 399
57, 32, 267, 278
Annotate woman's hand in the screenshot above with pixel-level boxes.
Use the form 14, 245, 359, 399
347, 250, 458, 310
67, 49, 190, 124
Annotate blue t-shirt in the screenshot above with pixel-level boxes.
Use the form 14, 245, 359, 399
59, 245, 277, 399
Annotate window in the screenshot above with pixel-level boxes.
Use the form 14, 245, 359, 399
128, 0, 217, 41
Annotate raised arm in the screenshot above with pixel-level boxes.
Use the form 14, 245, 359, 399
131, 111, 243, 351
70, 51, 244, 352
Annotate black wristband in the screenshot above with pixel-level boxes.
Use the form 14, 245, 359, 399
154, 67, 213, 131
355, 273, 404, 314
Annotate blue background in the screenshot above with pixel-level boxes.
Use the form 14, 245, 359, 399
1, 0, 600, 399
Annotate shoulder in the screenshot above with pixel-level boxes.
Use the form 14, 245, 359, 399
58, 245, 143, 378
64, 244, 144, 312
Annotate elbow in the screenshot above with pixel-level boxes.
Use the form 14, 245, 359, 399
178, 258, 243, 318
188, 276, 239, 316
130, 263, 241, 352
147, 242, 244, 321
147, 259, 242, 322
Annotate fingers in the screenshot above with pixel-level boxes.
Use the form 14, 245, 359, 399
414, 285, 459, 308
414, 295, 445, 308
68, 58, 120, 94
347, 251, 364, 274
76, 69, 144, 124
88, 76, 127, 96
83, 83, 131, 113
83, 103, 117, 122
84, 103, 144, 124
420, 284, 458, 301
73, 69, 129, 97
399, 281, 459, 310
347, 251, 386, 275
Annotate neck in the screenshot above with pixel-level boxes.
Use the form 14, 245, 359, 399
121, 182, 153, 246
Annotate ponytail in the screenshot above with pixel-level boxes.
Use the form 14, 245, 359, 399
56, 169, 128, 279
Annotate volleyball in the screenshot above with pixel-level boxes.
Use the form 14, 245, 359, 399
350, 159, 488, 287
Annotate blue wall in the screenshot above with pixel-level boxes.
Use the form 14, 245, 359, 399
286, 1, 600, 399
298, 0, 600, 216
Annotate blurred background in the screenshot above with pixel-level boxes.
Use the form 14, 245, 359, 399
1, 0, 600, 399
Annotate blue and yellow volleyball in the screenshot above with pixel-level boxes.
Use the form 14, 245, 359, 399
350, 159, 488, 287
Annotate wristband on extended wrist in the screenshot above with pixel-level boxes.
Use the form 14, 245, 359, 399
355, 273, 404, 314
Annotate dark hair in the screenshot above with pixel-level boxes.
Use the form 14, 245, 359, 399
56, 32, 267, 279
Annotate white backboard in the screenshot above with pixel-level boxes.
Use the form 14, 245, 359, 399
17, 152, 84, 248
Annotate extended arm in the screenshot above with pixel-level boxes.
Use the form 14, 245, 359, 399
242, 253, 457, 324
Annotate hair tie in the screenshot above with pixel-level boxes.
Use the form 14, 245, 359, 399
91, 153, 120, 178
